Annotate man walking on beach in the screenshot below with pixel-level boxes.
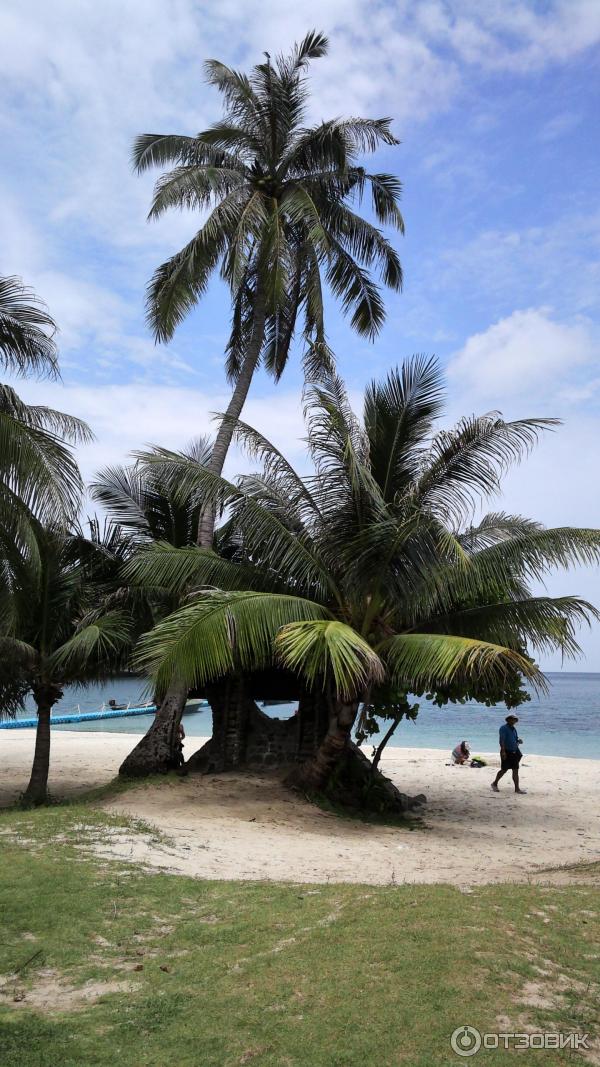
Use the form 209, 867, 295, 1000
491, 715, 526, 794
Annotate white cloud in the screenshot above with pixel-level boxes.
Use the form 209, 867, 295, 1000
498, 415, 600, 669
2, 0, 599, 261
447, 308, 597, 408
14, 379, 309, 488
446, 308, 600, 669
435, 211, 600, 322
538, 111, 581, 142
416, 0, 600, 71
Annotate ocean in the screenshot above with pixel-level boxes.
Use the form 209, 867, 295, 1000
9, 672, 600, 760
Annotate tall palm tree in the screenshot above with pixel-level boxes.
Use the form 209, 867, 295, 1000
89, 439, 214, 774
134, 30, 404, 546
127, 358, 600, 789
0, 520, 131, 804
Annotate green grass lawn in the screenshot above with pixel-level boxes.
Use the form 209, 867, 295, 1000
0, 804, 598, 1066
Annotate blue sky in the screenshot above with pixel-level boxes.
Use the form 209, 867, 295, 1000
2, 0, 600, 668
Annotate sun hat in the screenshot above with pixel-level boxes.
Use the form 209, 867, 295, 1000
505, 715, 519, 723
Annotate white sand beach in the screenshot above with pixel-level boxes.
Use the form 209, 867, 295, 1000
1, 730, 599, 886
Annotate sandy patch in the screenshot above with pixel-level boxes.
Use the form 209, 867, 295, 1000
1, 731, 599, 886
0, 971, 139, 1013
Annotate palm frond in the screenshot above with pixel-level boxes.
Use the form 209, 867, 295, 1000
420, 595, 598, 659
326, 242, 386, 338
0, 275, 59, 378
148, 165, 245, 219
364, 357, 445, 501
458, 512, 544, 551
381, 632, 545, 692
146, 188, 247, 341
276, 619, 384, 698
135, 590, 331, 694
50, 611, 132, 676
123, 542, 286, 596
0, 401, 84, 521
415, 414, 559, 524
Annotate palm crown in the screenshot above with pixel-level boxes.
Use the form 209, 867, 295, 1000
136, 31, 403, 354
127, 357, 600, 786
0, 519, 131, 802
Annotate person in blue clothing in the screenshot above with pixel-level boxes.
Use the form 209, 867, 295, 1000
491, 714, 526, 794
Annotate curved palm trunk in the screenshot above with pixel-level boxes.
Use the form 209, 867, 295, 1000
197, 285, 267, 547
23, 684, 63, 805
118, 677, 188, 778
120, 290, 266, 777
290, 697, 360, 791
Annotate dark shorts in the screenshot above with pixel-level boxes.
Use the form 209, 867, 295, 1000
501, 750, 522, 771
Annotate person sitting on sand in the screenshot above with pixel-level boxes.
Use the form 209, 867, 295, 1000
451, 740, 471, 764
491, 715, 526, 794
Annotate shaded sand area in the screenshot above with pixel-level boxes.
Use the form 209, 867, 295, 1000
1, 730, 599, 886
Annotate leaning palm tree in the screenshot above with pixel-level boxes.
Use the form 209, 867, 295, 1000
89, 439, 215, 775
134, 30, 404, 547
0, 520, 131, 804
127, 357, 600, 791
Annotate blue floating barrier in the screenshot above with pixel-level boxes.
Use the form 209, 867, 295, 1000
1, 700, 210, 729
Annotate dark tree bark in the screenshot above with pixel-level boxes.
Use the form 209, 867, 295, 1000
22, 683, 63, 805
296, 689, 329, 760
119, 677, 188, 777
370, 716, 402, 776
288, 696, 360, 791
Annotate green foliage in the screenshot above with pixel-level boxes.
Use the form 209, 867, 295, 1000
131, 357, 600, 708
0, 276, 92, 542
134, 31, 404, 376
0, 521, 132, 718
0, 275, 58, 378
0, 384, 91, 527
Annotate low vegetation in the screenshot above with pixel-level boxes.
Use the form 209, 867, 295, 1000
1, 805, 598, 1066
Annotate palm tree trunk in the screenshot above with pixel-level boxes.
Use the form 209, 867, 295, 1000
197, 284, 267, 547
289, 697, 360, 791
121, 289, 267, 777
370, 715, 402, 776
118, 677, 188, 777
23, 684, 63, 805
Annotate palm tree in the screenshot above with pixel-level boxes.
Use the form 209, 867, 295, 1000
89, 439, 214, 775
0, 384, 91, 534
0, 274, 58, 378
127, 357, 600, 790
0, 520, 131, 804
0, 275, 92, 534
134, 30, 404, 546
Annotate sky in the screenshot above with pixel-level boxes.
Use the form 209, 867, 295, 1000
1, 0, 600, 669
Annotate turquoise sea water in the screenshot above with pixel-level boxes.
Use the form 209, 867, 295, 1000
9, 672, 600, 759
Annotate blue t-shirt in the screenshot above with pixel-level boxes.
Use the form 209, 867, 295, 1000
499, 723, 520, 752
